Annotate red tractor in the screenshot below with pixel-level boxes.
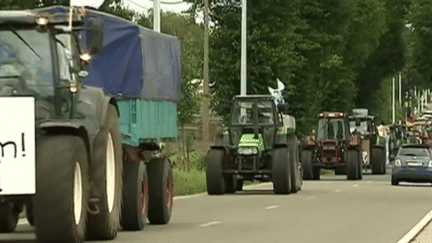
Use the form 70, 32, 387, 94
302, 112, 363, 180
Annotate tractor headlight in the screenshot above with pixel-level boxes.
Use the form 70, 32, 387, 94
237, 147, 259, 155
394, 159, 402, 167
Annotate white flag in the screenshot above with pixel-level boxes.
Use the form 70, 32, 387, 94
70, 0, 105, 9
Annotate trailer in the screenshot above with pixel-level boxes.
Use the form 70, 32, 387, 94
0, 5, 180, 242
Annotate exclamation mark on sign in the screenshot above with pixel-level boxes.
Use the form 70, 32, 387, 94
22, 133, 25, 157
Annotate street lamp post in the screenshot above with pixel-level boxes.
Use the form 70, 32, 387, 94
154, 0, 160, 32
240, 0, 247, 96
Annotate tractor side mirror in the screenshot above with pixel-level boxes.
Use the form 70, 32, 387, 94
86, 17, 104, 55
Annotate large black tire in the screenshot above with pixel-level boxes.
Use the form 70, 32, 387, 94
372, 147, 386, 175
87, 105, 123, 240
346, 150, 360, 180
224, 175, 237, 194
302, 150, 320, 180
391, 176, 398, 186
25, 203, 34, 226
121, 162, 148, 231
236, 180, 244, 191
272, 148, 292, 194
147, 158, 174, 224
206, 149, 225, 195
0, 202, 19, 233
288, 137, 302, 193
335, 166, 346, 175
357, 156, 363, 180
302, 150, 314, 180
34, 136, 89, 243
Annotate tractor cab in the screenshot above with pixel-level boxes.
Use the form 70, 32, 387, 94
229, 95, 279, 151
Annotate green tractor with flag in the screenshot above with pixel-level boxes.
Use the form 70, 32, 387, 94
206, 80, 302, 195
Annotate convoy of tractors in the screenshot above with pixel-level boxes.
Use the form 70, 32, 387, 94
1, 3, 431, 243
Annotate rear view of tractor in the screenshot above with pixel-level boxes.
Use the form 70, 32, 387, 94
302, 112, 363, 180
348, 109, 387, 174
206, 95, 302, 195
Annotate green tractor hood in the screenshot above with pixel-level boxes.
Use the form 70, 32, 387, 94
238, 134, 265, 151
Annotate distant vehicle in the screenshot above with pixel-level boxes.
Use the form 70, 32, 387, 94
302, 112, 363, 180
391, 144, 432, 185
348, 109, 386, 174
206, 95, 302, 195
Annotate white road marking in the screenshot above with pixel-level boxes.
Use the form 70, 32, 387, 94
174, 193, 206, 200
198, 221, 222, 227
352, 184, 359, 187
305, 196, 317, 200
396, 209, 432, 243
335, 189, 341, 192
265, 205, 279, 210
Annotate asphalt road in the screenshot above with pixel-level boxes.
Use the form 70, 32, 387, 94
1, 170, 431, 243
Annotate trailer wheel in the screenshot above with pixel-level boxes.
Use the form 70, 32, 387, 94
206, 149, 226, 195
121, 162, 148, 231
347, 150, 360, 180
34, 136, 89, 243
87, 105, 123, 240
147, 158, 174, 224
25, 203, 34, 226
272, 148, 292, 194
372, 147, 386, 175
0, 202, 19, 233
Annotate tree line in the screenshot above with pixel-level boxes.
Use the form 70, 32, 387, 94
1, 0, 432, 138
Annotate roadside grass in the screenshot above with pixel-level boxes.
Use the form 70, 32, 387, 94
173, 168, 207, 196
321, 169, 334, 175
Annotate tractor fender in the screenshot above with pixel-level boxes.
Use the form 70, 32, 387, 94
39, 120, 91, 160
77, 85, 118, 146
209, 145, 229, 155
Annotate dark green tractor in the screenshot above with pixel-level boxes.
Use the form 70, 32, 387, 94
348, 109, 387, 174
206, 95, 302, 195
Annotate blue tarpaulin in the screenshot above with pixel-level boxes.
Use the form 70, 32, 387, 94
37, 6, 182, 101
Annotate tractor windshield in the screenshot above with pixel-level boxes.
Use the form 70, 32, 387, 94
231, 100, 275, 125
349, 119, 372, 136
317, 118, 348, 140
0, 26, 54, 97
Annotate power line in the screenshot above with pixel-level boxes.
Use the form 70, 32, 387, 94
124, 0, 149, 10
148, 0, 186, 5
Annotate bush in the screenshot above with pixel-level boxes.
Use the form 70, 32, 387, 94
170, 150, 207, 172
173, 168, 207, 196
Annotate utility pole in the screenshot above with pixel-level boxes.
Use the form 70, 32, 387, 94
202, 0, 210, 143
154, 0, 161, 32
399, 71, 402, 107
240, 0, 247, 96
392, 76, 395, 124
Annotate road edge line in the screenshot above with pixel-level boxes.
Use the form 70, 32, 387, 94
396, 208, 432, 243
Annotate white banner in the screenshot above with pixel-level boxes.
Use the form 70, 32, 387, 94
70, 0, 105, 9
0, 97, 35, 195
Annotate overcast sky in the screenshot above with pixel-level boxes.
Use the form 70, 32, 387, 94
122, 0, 204, 23
123, 0, 191, 14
